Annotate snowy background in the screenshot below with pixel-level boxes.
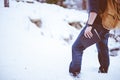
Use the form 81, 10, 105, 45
0, 0, 120, 80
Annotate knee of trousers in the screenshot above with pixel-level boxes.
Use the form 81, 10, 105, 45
72, 43, 85, 53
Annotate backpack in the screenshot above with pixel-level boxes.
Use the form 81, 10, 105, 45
100, 0, 120, 30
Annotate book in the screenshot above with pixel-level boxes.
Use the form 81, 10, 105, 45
80, 29, 101, 48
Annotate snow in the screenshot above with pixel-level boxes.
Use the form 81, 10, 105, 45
0, 0, 120, 80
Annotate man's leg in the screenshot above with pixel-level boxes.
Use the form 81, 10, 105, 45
96, 33, 110, 73
69, 28, 86, 74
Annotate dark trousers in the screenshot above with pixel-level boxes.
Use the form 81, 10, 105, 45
69, 26, 110, 73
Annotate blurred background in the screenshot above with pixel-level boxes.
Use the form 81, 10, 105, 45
1, 0, 120, 80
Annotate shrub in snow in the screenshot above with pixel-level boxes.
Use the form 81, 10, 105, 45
29, 18, 42, 27
46, 0, 58, 4
69, 21, 83, 29
16, 0, 35, 3
109, 29, 120, 57
110, 48, 120, 56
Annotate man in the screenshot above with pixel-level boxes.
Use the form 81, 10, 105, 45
69, 0, 110, 76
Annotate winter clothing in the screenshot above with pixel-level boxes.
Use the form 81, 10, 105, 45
69, 0, 110, 74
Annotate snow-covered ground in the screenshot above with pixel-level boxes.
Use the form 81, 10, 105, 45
0, 0, 120, 80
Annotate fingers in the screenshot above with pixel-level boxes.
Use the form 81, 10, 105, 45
84, 31, 93, 38
84, 27, 93, 38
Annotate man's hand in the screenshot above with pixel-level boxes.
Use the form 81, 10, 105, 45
84, 12, 97, 38
84, 26, 93, 38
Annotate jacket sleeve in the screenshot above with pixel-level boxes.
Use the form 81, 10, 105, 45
88, 0, 99, 14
